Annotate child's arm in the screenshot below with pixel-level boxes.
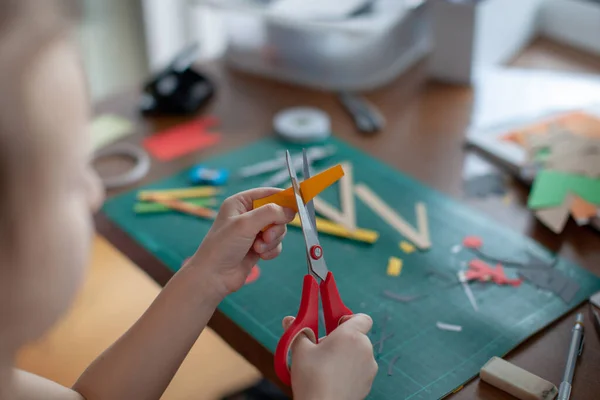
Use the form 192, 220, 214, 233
72, 188, 295, 400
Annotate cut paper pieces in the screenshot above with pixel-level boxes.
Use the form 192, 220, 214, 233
382, 290, 420, 303
313, 162, 357, 231
91, 114, 134, 151
134, 198, 217, 213
289, 215, 378, 244
355, 183, 431, 250
387, 355, 401, 376
464, 174, 506, 198
570, 195, 597, 224
138, 186, 220, 201
518, 267, 580, 303
146, 197, 217, 220
386, 257, 403, 277
535, 198, 572, 234
253, 164, 344, 211
244, 265, 261, 285
466, 259, 522, 287
436, 322, 462, 332
501, 111, 600, 147
399, 241, 416, 254
458, 271, 479, 312
528, 170, 600, 209
143, 117, 221, 161
463, 236, 483, 249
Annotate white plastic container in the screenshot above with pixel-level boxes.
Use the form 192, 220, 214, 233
198, 0, 432, 90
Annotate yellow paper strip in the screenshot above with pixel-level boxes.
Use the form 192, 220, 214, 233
387, 257, 403, 277
289, 216, 378, 244
138, 187, 220, 201
399, 241, 416, 254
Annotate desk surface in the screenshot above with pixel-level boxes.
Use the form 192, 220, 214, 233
96, 39, 600, 399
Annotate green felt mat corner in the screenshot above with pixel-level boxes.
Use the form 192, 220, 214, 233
103, 137, 600, 400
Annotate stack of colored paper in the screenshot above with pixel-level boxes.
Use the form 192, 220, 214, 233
525, 116, 600, 233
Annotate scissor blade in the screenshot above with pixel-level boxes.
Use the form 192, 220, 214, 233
285, 150, 328, 280
302, 149, 317, 231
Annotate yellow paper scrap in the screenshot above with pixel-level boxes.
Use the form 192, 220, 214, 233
386, 257, 403, 277
399, 241, 416, 254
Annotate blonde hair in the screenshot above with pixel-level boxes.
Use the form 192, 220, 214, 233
0, 0, 78, 247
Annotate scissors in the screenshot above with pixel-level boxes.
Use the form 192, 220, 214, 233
274, 149, 353, 386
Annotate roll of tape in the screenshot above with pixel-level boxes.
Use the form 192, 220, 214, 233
93, 143, 151, 189
274, 107, 331, 143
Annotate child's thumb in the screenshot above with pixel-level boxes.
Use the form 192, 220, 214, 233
282, 316, 295, 330
338, 313, 373, 334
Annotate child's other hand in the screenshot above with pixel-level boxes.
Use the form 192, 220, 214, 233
284, 314, 378, 400
190, 188, 295, 297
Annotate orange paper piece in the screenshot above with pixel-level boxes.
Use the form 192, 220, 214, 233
570, 195, 597, 221
501, 111, 600, 146
253, 164, 345, 211
244, 265, 261, 285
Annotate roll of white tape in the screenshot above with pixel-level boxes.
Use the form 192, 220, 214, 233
274, 107, 331, 143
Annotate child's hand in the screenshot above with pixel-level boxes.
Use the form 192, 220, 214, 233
189, 188, 295, 297
284, 314, 378, 400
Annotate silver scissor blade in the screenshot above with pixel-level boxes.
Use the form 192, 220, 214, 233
302, 149, 317, 231
285, 150, 328, 281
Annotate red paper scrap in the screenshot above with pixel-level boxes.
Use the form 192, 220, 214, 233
245, 265, 261, 285
466, 259, 522, 287
463, 236, 483, 249
143, 117, 221, 161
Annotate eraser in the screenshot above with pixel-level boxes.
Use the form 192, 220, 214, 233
480, 357, 558, 400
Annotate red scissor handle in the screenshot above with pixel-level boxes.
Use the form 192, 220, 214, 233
320, 271, 353, 334
274, 274, 319, 386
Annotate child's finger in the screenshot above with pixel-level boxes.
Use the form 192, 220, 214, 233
263, 224, 287, 244
336, 313, 373, 335
282, 316, 295, 330
237, 204, 295, 237
259, 243, 283, 260
253, 236, 281, 254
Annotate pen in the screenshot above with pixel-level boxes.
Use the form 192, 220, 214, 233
558, 313, 585, 400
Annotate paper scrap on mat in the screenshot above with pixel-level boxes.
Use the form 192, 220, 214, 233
436, 322, 462, 332
386, 257, 403, 277
399, 241, 416, 254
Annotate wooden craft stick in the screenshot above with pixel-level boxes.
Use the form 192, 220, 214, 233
289, 216, 378, 244
146, 196, 217, 220
138, 186, 220, 201
312, 162, 357, 231
354, 183, 431, 249
134, 198, 217, 214
340, 162, 356, 230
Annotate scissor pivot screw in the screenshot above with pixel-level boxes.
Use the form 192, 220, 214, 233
310, 245, 323, 260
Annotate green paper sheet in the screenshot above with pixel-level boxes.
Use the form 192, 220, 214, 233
103, 138, 600, 400
528, 170, 600, 209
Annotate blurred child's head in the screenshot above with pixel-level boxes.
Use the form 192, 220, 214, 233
0, 0, 104, 353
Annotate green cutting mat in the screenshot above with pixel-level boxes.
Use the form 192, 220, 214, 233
103, 138, 600, 400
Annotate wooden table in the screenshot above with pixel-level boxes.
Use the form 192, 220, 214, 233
95, 40, 600, 399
